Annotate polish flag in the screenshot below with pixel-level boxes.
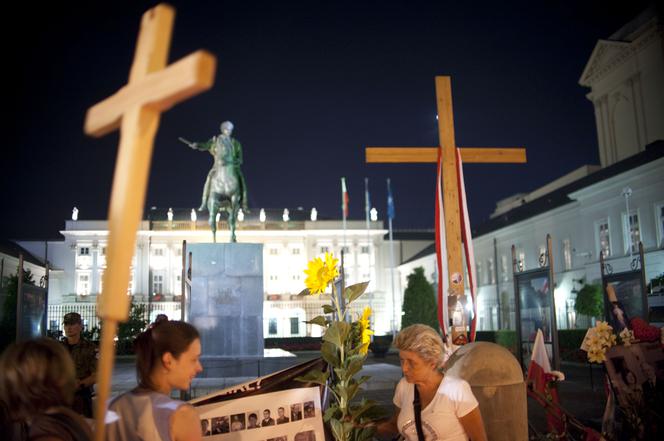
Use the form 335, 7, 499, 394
527, 329, 564, 435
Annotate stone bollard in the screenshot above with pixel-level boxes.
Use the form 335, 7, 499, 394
445, 342, 527, 441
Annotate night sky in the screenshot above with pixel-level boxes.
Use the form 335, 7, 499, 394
2, 0, 653, 240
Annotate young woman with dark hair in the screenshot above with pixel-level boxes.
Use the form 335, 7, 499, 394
105, 320, 203, 441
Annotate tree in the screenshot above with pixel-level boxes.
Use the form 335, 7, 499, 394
401, 267, 438, 330
116, 302, 149, 354
0, 269, 35, 351
574, 283, 604, 319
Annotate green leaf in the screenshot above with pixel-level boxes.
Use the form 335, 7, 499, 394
323, 321, 351, 348
297, 287, 312, 296
323, 405, 340, 422
321, 341, 340, 368
305, 315, 329, 327
356, 375, 371, 386
344, 281, 369, 304
330, 419, 345, 441
322, 304, 335, 314
345, 383, 360, 402
345, 354, 365, 378
294, 369, 329, 386
349, 399, 377, 419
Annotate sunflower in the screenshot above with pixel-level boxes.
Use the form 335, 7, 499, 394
304, 252, 339, 294
357, 307, 374, 355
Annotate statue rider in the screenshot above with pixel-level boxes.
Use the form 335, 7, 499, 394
180, 121, 248, 212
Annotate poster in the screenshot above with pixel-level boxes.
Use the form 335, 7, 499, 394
196, 386, 324, 441
604, 342, 664, 409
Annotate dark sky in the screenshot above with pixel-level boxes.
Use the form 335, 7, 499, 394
2, 0, 653, 240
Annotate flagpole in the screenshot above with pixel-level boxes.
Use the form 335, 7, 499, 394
365, 178, 373, 323
341, 177, 348, 249
387, 178, 397, 335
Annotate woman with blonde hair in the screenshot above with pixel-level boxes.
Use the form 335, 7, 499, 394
0, 338, 92, 441
105, 320, 203, 441
377, 324, 487, 441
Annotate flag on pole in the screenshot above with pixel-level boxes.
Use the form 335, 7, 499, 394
387, 178, 395, 220
527, 329, 564, 435
341, 177, 349, 220
364, 177, 371, 222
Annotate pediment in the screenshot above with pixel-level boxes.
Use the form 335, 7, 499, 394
579, 39, 631, 87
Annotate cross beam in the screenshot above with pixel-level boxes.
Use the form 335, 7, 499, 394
366, 76, 526, 343
83, 5, 215, 440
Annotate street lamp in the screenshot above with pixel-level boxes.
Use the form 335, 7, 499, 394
622, 186, 633, 257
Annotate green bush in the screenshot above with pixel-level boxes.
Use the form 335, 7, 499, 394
574, 284, 603, 318
401, 267, 438, 330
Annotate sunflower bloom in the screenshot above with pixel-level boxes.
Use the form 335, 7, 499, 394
304, 252, 339, 294
358, 307, 374, 355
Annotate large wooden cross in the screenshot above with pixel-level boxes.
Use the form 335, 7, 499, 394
366, 76, 526, 342
84, 5, 215, 439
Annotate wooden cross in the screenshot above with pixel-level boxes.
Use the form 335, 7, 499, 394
84, 5, 215, 439
366, 76, 526, 342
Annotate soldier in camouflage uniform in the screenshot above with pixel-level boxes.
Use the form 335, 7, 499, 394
62, 312, 97, 418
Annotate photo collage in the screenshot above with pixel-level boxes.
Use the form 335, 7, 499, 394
195, 386, 324, 441
201, 401, 317, 437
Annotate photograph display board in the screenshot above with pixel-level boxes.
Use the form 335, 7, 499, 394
603, 271, 646, 332
18, 283, 47, 340
196, 386, 324, 441
514, 268, 558, 370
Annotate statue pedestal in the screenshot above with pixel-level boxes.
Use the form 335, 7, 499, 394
445, 342, 527, 441
188, 243, 264, 377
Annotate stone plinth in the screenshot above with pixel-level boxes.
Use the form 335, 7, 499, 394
445, 342, 527, 441
188, 243, 264, 376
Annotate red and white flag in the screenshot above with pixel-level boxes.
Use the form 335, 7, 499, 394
341, 177, 349, 220
527, 329, 564, 435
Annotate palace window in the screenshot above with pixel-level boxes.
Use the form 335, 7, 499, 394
268, 318, 278, 335
360, 246, 370, 254
622, 211, 641, 254
488, 258, 496, 284
77, 273, 90, 296
320, 246, 330, 254
152, 248, 164, 257
291, 248, 301, 255
501, 255, 509, 282
269, 248, 279, 255
79, 247, 90, 256
656, 204, 664, 247
595, 219, 611, 258
562, 239, 572, 271
153, 274, 164, 294
290, 317, 300, 335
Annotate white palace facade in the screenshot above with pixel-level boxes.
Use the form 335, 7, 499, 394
17, 211, 433, 338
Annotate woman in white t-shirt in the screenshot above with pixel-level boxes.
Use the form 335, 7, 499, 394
376, 324, 487, 441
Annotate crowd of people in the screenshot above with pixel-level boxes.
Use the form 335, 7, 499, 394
1, 313, 487, 441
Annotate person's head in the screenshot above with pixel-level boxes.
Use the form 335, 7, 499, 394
154, 314, 168, 324
201, 419, 209, 431
249, 413, 257, 424
263, 409, 271, 419
624, 370, 637, 385
134, 320, 202, 392
278, 407, 285, 417
0, 338, 77, 420
63, 312, 83, 340
220, 121, 234, 136
395, 324, 444, 382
